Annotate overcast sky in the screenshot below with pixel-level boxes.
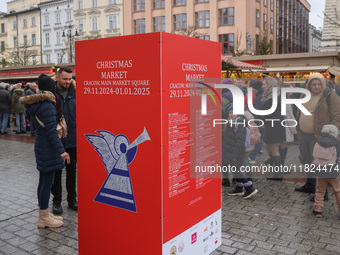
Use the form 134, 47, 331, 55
0, 0, 326, 29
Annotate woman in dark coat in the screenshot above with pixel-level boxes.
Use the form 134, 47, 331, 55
20, 74, 70, 228
262, 77, 286, 180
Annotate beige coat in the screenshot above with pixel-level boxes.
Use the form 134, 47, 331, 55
297, 74, 340, 138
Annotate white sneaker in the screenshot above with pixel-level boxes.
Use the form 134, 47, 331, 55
248, 158, 255, 164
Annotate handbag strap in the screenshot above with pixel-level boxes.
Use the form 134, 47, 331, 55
35, 115, 45, 127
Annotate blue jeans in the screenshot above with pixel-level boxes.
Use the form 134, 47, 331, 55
0, 113, 9, 133
248, 127, 264, 161
37, 171, 56, 210
15, 113, 26, 132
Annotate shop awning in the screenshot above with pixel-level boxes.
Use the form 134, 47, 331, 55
0, 73, 54, 80
251, 65, 331, 73
328, 66, 340, 76
222, 56, 266, 70
0, 65, 55, 81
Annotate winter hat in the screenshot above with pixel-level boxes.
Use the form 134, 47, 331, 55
14, 83, 22, 89
250, 80, 263, 90
306, 73, 326, 93
37, 74, 56, 92
249, 79, 257, 87
235, 80, 243, 88
321, 124, 339, 138
222, 78, 233, 84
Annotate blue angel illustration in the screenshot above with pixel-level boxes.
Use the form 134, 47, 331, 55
85, 127, 151, 212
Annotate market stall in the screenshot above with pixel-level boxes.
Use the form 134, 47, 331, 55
233, 51, 340, 84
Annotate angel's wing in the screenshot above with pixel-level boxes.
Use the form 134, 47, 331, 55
84, 131, 118, 174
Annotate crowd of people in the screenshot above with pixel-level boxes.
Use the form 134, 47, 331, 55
0, 81, 39, 135
222, 73, 340, 219
0, 66, 78, 228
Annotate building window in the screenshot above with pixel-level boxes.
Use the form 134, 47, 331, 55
91, 17, 98, 31
174, 14, 187, 30
78, 19, 84, 32
109, 0, 117, 4
219, 34, 234, 54
13, 36, 17, 48
56, 13, 61, 23
154, 16, 165, 32
270, 17, 273, 33
1, 23, 4, 33
174, 0, 186, 6
32, 55, 36, 63
154, 0, 165, 9
135, 0, 145, 11
23, 18, 27, 28
13, 20, 17, 29
108, 15, 118, 29
270, 0, 274, 11
78, 0, 83, 10
92, 0, 97, 8
46, 54, 51, 63
256, 9, 260, 27
196, 11, 209, 28
198, 35, 210, 40
56, 31, 61, 44
32, 34, 36, 45
23, 35, 28, 46
264, 0, 267, 6
1, 41, 5, 52
219, 8, 234, 25
31, 16, 36, 26
45, 33, 50, 45
196, 0, 209, 2
256, 34, 260, 53
44, 15, 49, 25
134, 19, 145, 34
263, 13, 267, 30
57, 53, 63, 64
67, 12, 72, 21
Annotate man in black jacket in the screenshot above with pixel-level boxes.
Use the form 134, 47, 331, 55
51, 66, 78, 214
0, 83, 11, 134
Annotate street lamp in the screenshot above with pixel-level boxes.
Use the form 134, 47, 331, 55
62, 25, 78, 63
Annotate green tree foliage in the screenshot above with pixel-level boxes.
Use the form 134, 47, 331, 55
222, 60, 237, 78
257, 30, 271, 55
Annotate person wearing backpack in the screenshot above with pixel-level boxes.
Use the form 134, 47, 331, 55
223, 105, 258, 199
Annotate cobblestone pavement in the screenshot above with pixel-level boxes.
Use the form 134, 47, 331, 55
1, 133, 340, 255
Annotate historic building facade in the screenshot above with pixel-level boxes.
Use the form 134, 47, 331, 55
39, 0, 74, 64
276, 0, 310, 53
73, 0, 123, 40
